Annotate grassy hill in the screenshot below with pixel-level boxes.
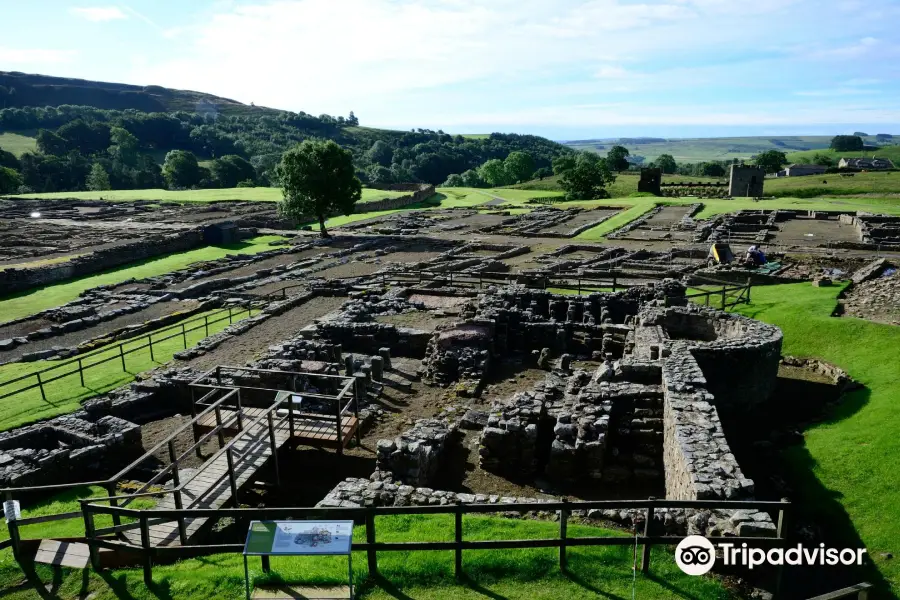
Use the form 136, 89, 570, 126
565, 135, 898, 164
0, 131, 36, 156
0, 71, 277, 116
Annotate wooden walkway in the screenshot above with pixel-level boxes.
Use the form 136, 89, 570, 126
123, 409, 357, 548
197, 408, 358, 448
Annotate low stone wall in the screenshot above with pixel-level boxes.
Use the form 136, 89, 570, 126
316, 476, 775, 537
354, 184, 435, 214
0, 230, 204, 296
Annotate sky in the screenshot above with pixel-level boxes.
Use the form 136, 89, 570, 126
1, 0, 900, 140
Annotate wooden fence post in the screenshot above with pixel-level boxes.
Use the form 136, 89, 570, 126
559, 498, 568, 570
106, 481, 121, 529
228, 306, 233, 324
226, 448, 239, 507
181, 323, 187, 349
169, 440, 187, 545
455, 500, 463, 578
366, 506, 378, 577
204, 315, 209, 337
78, 358, 85, 387
267, 412, 281, 488
641, 497, 655, 573
721, 286, 727, 310
746, 278, 752, 304
119, 344, 126, 372
148, 335, 155, 362
140, 514, 153, 585
81, 503, 99, 570
774, 497, 789, 599
215, 407, 226, 448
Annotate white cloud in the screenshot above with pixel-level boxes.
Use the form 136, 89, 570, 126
70, 6, 128, 22
0, 47, 77, 65
793, 88, 881, 97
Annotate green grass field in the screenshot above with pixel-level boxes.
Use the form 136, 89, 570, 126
736, 284, 900, 595
0, 306, 252, 430
765, 170, 900, 197
10, 187, 405, 204
0, 510, 731, 600
0, 235, 285, 323
0, 132, 37, 157
787, 145, 900, 166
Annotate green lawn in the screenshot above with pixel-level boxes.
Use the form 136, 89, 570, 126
0, 513, 732, 599
0, 132, 37, 157
10, 187, 405, 204
0, 235, 285, 323
735, 283, 900, 596
0, 306, 252, 431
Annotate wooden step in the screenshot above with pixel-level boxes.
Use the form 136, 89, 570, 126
34, 540, 91, 569
252, 585, 351, 599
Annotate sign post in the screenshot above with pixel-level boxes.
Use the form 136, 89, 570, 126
243, 520, 354, 600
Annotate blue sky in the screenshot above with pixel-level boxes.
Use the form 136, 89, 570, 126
2, 0, 899, 140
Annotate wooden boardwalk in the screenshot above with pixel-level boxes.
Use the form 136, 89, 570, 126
124, 409, 357, 548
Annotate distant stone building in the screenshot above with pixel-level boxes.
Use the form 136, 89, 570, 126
838, 157, 894, 170
728, 165, 765, 197
637, 168, 662, 195
775, 164, 829, 177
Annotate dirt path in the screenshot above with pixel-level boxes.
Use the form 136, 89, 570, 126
184, 296, 346, 371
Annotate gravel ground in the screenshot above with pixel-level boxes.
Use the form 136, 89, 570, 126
184, 295, 346, 371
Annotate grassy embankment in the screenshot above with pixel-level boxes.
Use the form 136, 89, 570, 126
0, 503, 732, 600
0, 306, 252, 431
11, 187, 405, 204
735, 283, 900, 596
0, 235, 286, 323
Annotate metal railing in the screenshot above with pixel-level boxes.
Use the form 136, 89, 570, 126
0, 301, 260, 404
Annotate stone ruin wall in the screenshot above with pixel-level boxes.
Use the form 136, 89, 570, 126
352, 184, 436, 214
0, 230, 205, 296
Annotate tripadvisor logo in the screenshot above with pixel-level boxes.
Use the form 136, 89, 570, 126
675, 535, 867, 576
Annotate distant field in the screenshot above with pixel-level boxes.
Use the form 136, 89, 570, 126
460, 133, 490, 139
765, 171, 900, 197
565, 135, 887, 163
786, 145, 900, 165
11, 187, 406, 203
0, 131, 37, 156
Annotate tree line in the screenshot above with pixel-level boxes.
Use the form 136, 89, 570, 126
0, 104, 572, 194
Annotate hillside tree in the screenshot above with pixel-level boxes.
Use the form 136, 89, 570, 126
831, 135, 864, 152
559, 152, 614, 200
754, 150, 788, 174
533, 167, 552, 180
606, 145, 631, 171
478, 159, 513, 187
211, 155, 255, 188
86, 163, 111, 191
366, 140, 393, 167
277, 139, 361, 238
162, 150, 201, 188
460, 169, 484, 187
36, 129, 69, 156
655, 153, 677, 174
503, 151, 535, 183
108, 127, 140, 167
0, 166, 22, 193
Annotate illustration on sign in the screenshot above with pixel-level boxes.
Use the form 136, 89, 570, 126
245, 520, 353, 555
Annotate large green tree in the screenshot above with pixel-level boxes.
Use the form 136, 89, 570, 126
162, 150, 201, 189
606, 145, 631, 171
503, 151, 535, 183
277, 140, 361, 238
0, 166, 22, 193
754, 150, 788, 174
478, 158, 513, 187
559, 152, 614, 200
830, 135, 864, 152
211, 155, 255, 188
654, 153, 677, 174
108, 127, 140, 167
366, 140, 393, 167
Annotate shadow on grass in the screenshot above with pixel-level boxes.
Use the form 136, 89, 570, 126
561, 569, 628, 600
